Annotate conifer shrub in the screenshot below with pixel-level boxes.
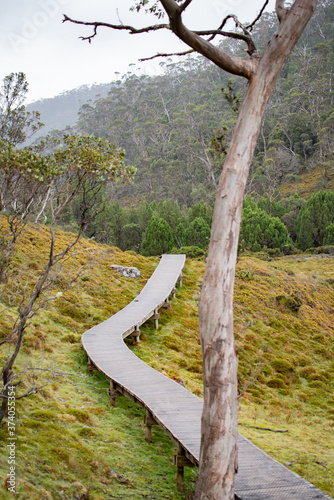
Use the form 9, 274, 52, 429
240, 196, 290, 251
296, 191, 334, 249
170, 245, 206, 259
140, 216, 175, 256
185, 217, 211, 249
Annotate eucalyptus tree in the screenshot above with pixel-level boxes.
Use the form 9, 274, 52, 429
0, 135, 135, 425
64, 2, 318, 498
0, 73, 43, 146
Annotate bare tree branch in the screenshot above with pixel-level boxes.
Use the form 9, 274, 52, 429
240, 424, 289, 433
139, 49, 193, 61
63, 2, 256, 79
276, 0, 289, 22
194, 28, 256, 56
179, 0, 193, 13
62, 14, 169, 43
160, 0, 256, 78
247, 0, 270, 31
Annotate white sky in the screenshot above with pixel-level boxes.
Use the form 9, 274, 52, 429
1, 0, 276, 103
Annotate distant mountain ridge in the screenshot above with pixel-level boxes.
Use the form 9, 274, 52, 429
25, 82, 111, 140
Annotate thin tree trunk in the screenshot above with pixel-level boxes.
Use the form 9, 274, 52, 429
195, 75, 272, 499
194, 0, 317, 491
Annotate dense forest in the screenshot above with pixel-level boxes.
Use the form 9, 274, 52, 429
73, 1, 333, 203
15, 1, 334, 257
26, 0, 333, 256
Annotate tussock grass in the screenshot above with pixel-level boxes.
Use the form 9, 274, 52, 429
0, 222, 333, 498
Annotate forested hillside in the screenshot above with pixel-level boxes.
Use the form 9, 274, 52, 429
22, 2, 334, 258
73, 1, 333, 206
24, 0, 332, 256
25, 83, 110, 141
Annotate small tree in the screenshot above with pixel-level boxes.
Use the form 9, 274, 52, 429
323, 223, 334, 246
0, 134, 135, 425
240, 197, 289, 251
141, 215, 175, 255
0, 73, 43, 146
186, 217, 211, 249
296, 190, 334, 249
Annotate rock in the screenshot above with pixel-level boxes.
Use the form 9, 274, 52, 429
110, 265, 141, 278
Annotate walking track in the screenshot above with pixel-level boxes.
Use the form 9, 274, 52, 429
82, 254, 332, 499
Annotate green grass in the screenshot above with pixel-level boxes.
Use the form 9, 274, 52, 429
0, 223, 333, 498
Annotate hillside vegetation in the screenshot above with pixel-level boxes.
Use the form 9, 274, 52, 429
20, 1, 334, 261
25, 2, 333, 213
0, 224, 333, 499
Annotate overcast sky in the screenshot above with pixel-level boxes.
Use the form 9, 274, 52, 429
1, 0, 276, 103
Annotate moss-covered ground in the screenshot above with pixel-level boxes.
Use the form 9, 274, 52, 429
0, 223, 333, 498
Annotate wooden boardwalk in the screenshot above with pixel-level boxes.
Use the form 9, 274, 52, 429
82, 254, 332, 499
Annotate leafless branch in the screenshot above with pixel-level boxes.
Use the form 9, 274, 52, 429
35, 185, 52, 224
159, 0, 256, 78
179, 0, 193, 13
62, 14, 169, 43
239, 424, 289, 433
64, 2, 256, 79
140, 49, 194, 61
276, 0, 289, 23
238, 360, 264, 399
1, 367, 85, 399
194, 27, 256, 56
247, 1, 270, 30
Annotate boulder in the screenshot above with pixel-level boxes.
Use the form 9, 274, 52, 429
111, 265, 141, 278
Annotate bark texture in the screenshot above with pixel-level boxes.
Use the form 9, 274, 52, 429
63, 1, 318, 498
193, 1, 318, 498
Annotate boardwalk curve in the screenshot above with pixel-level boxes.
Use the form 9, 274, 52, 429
82, 254, 332, 499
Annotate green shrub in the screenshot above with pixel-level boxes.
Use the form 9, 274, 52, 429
141, 216, 175, 256
185, 217, 211, 249
240, 196, 290, 251
170, 246, 206, 259
305, 245, 334, 255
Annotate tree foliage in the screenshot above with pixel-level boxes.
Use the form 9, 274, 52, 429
141, 215, 175, 256
296, 190, 334, 249
240, 196, 290, 251
0, 73, 43, 146
0, 133, 134, 425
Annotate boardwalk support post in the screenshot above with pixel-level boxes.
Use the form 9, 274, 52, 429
174, 444, 194, 491
108, 380, 120, 407
152, 309, 160, 329
172, 287, 177, 299
87, 357, 97, 373
131, 326, 141, 343
162, 298, 171, 310
179, 274, 183, 287
144, 409, 157, 443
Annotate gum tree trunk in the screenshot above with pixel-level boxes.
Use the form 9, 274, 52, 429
63, 1, 318, 497
194, 3, 318, 497
195, 73, 276, 500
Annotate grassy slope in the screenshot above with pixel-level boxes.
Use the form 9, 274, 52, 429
0, 224, 333, 499
280, 165, 334, 198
